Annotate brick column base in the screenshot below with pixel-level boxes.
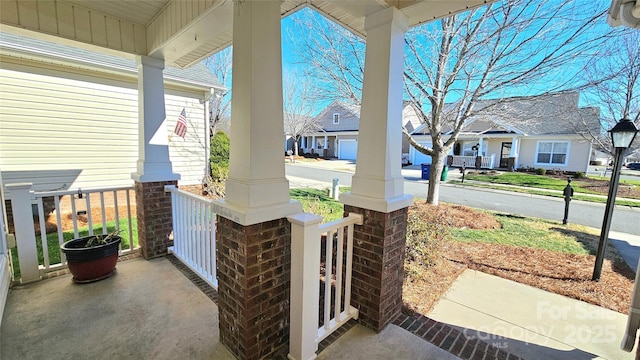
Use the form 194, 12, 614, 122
344, 205, 409, 332
134, 180, 177, 259
216, 216, 291, 360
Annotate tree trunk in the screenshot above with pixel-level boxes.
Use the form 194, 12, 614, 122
294, 140, 299, 156
427, 153, 446, 205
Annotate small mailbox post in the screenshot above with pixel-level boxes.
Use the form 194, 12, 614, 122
562, 177, 574, 225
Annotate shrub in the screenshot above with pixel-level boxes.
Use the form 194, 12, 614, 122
404, 206, 450, 279
206, 131, 230, 198
210, 131, 230, 181
574, 171, 586, 179
535, 168, 547, 175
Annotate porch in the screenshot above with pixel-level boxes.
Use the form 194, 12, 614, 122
0, 255, 458, 360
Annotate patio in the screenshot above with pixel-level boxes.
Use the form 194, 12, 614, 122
1, 256, 461, 360
1, 257, 234, 359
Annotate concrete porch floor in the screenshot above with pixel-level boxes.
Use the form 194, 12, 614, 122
1, 257, 235, 359
1, 257, 461, 360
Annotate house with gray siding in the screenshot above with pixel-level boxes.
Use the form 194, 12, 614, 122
301, 100, 423, 160
409, 92, 601, 173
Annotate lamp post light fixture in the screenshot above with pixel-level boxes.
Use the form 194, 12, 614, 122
592, 117, 639, 281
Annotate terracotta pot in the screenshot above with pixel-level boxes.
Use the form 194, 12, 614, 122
60, 235, 121, 283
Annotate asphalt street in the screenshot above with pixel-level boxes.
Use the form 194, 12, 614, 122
285, 164, 640, 236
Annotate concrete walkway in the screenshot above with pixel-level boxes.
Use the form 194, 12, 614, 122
429, 270, 633, 360
318, 324, 461, 360
610, 230, 640, 273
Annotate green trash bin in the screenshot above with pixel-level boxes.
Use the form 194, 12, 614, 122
441, 165, 449, 181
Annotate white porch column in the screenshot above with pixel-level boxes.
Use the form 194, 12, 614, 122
216, 0, 300, 226
511, 137, 521, 168
509, 137, 519, 168
510, 137, 519, 157
341, 8, 412, 213
334, 137, 338, 157
478, 137, 484, 156
132, 56, 179, 182
311, 136, 316, 149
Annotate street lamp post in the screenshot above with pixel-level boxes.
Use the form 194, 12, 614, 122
592, 118, 639, 281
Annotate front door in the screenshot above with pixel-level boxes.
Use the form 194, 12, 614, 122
500, 142, 512, 168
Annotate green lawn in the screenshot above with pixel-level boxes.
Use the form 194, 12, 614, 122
464, 172, 602, 193
290, 188, 344, 222
449, 213, 592, 254
11, 218, 138, 278
462, 171, 640, 207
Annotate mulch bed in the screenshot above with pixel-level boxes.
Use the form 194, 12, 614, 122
403, 202, 635, 315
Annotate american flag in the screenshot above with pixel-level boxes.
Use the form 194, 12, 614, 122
174, 108, 187, 138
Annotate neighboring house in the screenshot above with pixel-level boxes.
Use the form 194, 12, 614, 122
409, 92, 600, 173
591, 150, 610, 166
0, 32, 224, 197
301, 101, 423, 160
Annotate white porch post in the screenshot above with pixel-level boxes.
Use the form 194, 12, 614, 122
214, 2, 301, 359
288, 213, 323, 360
217, 0, 300, 225
312, 136, 316, 150
132, 55, 179, 183
478, 137, 484, 156
510, 137, 520, 169
133, 55, 179, 259
5, 183, 40, 283
334, 137, 338, 157
340, 7, 412, 333
341, 8, 412, 212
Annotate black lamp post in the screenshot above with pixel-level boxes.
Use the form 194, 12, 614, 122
592, 117, 638, 281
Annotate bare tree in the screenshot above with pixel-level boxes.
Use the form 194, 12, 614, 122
203, 47, 232, 135
291, 0, 614, 204
582, 30, 640, 156
286, 9, 364, 105
283, 73, 321, 156
402, 0, 616, 204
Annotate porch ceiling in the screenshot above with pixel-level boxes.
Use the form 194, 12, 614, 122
0, 0, 490, 69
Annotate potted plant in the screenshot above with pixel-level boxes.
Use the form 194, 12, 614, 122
60, 232, 121, 283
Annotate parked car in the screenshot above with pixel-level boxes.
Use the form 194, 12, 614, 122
626, 162, 640, 170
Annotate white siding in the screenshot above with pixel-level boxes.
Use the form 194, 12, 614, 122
166, 94, 208, 186
518, 138, 591, 173
0, 65, 208, 195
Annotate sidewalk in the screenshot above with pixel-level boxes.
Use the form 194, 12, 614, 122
428, 270, 634, 360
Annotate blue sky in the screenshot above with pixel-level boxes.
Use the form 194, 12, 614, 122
210, 2, 631, 121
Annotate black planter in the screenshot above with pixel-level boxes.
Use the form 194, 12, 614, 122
61, 235, 121, 283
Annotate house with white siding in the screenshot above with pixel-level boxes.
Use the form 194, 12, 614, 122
0, 32, 224, 196
409, 92, 601, 173
301, 100, 423, 160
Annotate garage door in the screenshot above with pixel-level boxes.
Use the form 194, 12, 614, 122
338, 140, 358, 160
411, 142, 432, 165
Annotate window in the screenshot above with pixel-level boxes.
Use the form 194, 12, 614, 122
333, 113, 340, 124
536, 141, 569, 165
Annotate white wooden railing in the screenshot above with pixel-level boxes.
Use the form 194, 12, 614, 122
288, 212, 363, 360
5, 183, 135, 283
450, 154, 495, 169
165, 185, 217, 290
